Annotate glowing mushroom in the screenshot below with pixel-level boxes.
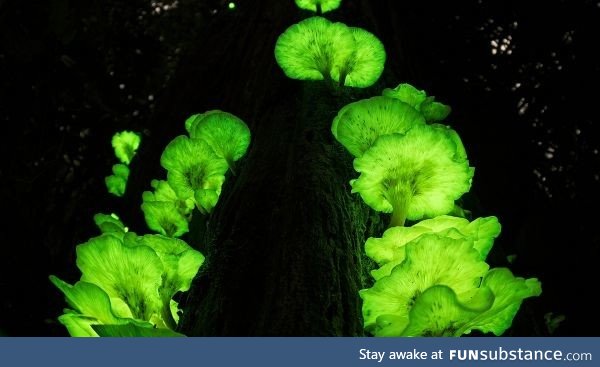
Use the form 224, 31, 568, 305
275, 17, 355, 82
188, 110, 251, 174
141, 180, 194, 237
105, 163, 129, 197
383, 83, 451, 122
160, 135, 229, 214
331, 96, 426, 157
360, 234, 489, 336
111, 131, 141, 165
366, 215, 501, 280
330, 27, 386, 88
351, 124, 474, 227
294, 0, 342, 14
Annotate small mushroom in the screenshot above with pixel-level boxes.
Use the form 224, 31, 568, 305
141, 180, 193, 237
294, 0, 342, 14
105, 163, 129, 197
331, 96, 426, 157
351, 124, 474, 227
160, 135, 229, 214
275, 16, 355, 82
111, 131, 141, 165
383, 83, 451, 122
188, 110, 251, 174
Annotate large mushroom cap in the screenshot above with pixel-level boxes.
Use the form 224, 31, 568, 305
351, 124, 474, 222
275, 16, 355, 82
332, 96, 426, 157
330, 27, 386, 88
111, 131, 141, 165
188, 110, 251, 168
360, 234, 489, 336
294, 0, 342, 13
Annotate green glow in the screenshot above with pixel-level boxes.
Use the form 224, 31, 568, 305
105, 163, 129, 197
160, 135, 228, 214
331, 96, 426, 157
111, 131, 141, 165
458, 268, 542, 336
123, 233, 205, 329
383, 83, 451, 122
366, 216, 501, 280
142, 180, 193, 237
275, 17, 355, 82
93, 212, 128, 236
401, 285, 493, 337
294, 0, 342, 13
228, 2, 236, 10
330, 27, 386, 88
351, 125, 474, 226
188, 110, 251, 172
76, 234, 164, 322
360, 234, 489, 336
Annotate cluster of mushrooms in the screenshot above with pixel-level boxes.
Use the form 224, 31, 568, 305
105, 130, 141, 197
51, 111, 250, 336
333, 83, 541, 337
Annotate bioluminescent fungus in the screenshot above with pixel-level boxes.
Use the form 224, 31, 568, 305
93, 212, 128, 237
141, 180, 194, 237
275, 17, 355, 82
122, 233, 205, 329
160, 135, 229, 214
76, 234, 165, 323
331, 96, 425, 157
294, 0, 342, 13
49, 276, 146, 337
351, 124, 474, 227
383, 83, 451, 122
457, 268, 542, 336
188, 110, 251, 173
105, 163, 130, 197
366, 215, 501, 280
111, 131, 141, 165
360, 234, 489, 336
330, 27, 386, 88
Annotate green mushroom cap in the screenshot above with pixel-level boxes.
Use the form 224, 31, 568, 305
76, 234, 164, 322
105, 163, 130, 197
330, 27, 386, 88
160, 135, 229, 214
142, 180, 194, 237
351, 124, 474, 226
360, 234, 489, 336
294, 0, 342, 13
188, 110, 251, 171
332, 96, 426, 157
111, 131, 141, 165
383, 83, 451, 122
366, 215, 501, 280
275, 16, 355, 82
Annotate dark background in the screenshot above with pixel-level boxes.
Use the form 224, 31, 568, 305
1, 0, 599, 336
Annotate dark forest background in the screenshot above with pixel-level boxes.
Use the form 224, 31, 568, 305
1, 0, 599, 336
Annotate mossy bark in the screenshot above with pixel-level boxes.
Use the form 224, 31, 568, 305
179, 83, 382, 335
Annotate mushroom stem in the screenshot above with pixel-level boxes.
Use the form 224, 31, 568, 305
387, 184, 411, 228
316, 2, 322, 15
